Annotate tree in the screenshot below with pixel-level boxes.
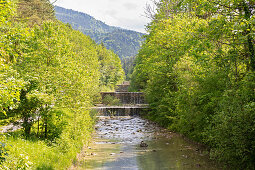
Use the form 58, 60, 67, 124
17, 0, 55, 25
131, 0, 255, 168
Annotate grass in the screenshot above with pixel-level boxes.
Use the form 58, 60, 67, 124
1, 131, 77, 169
0, 109, 95, 169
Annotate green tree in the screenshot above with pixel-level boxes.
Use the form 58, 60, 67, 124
17, 0, 55, 25
0, 0, 125, 168
131, 0, 255, 168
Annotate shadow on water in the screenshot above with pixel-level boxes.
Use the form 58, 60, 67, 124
74, 116, 222, 170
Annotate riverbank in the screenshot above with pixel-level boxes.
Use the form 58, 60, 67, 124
0, 109, 95, 169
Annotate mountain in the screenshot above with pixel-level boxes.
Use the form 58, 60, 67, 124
54, 6, 144, 58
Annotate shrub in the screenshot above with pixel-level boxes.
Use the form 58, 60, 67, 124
102, 95, 121, 106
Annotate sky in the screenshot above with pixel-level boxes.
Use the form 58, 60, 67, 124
51, 0, 154, 33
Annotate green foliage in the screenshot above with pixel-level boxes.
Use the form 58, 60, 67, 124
0, 0, 124, 169
122, 56, 135, 80
203, 73, 255, 168
0, 0, 16, 23
0, 135, 33, 169
0, 59, 25, 116
17, 0, 55, 26
96, 29, 144, 58
0, 0, 25, 116
102, 95, 121, 106
97, 44, 125, 89
131, 0, 255, 168
0, 141, 8, 164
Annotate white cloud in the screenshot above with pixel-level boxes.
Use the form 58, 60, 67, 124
51, 0, 153, 33
123, 3, 138, 10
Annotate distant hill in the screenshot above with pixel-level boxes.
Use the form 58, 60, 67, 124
54, 6, 144, 58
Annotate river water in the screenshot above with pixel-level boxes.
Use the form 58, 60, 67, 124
73, 116, 222, 170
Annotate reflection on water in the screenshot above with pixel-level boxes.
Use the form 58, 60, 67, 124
75, 116, 222, 170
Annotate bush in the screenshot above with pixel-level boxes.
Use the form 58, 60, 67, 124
102, 95, 121, 106
204, 73, 255, 168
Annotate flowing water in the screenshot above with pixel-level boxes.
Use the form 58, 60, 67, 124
73, 116, 222, 170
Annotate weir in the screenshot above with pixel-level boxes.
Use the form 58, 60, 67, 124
94, 81, 148, 116
100, 92, 145, 104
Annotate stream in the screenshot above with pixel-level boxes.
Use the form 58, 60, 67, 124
73, 116, 222, 170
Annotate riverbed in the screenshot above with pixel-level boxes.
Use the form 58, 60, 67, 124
72, 116, 222, 170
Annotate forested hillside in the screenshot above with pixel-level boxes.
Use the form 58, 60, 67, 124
55, 6, 144, 58
0, 0, 124, 169
131, 0, 255, 168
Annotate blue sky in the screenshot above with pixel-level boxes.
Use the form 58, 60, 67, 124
51, 0, 154, 33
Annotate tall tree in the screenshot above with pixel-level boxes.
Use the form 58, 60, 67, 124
17, 0, 55, 25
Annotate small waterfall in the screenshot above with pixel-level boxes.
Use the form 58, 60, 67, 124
100, 92, 145, 105
93, 82, 148, 116
92, 105, 148, 116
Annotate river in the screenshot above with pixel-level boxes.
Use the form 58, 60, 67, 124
72, 116, 222, 170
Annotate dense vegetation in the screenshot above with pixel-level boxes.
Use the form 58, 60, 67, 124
122, 56, 136, 80
0, 0, 124, 169
131, 0, 255, 168
55, 6, 144, 59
